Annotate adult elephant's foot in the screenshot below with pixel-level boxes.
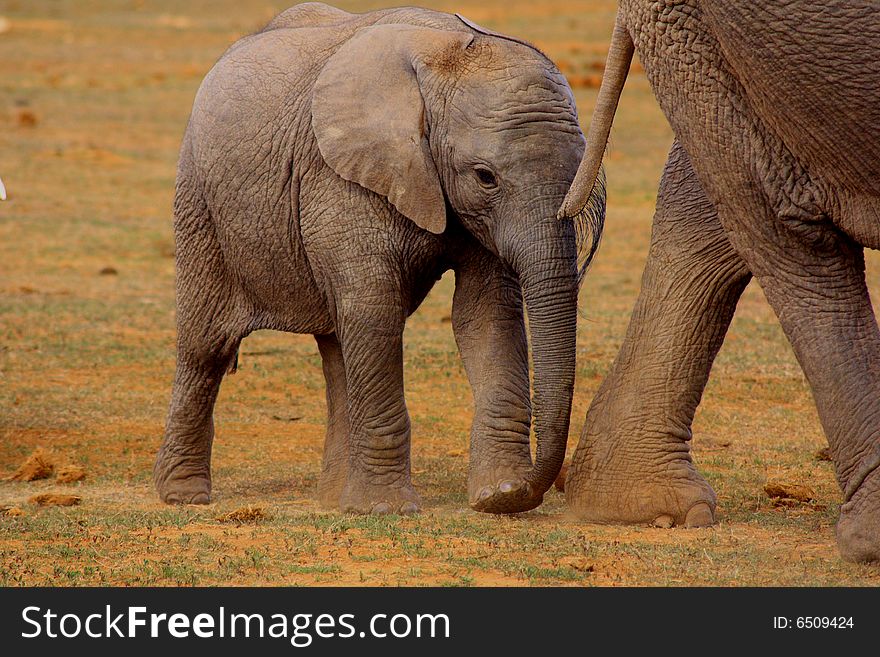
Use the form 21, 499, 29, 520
153, 449, 212, 505
316, 460, 348, 509
565, 432, 716, 528
836, 461, 880, 563
316, 471, 345, 510
468, 458, 541, 514
339, 476, 421, 515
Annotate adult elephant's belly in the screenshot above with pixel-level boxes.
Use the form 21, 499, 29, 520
835, 192, 880, 252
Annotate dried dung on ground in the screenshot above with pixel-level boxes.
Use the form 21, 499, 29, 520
56, 465, 87, 483
16, 108, 38, 127
217, 506, 270, 524
7, 448, 54, 482
29, 493, 81, 507
763, 482, 816, 503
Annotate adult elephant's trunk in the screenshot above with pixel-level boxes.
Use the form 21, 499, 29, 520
558, 11, 634, 220
508, 215, 580, 508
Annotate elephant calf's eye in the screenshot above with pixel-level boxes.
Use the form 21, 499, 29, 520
474, 166, 498, 189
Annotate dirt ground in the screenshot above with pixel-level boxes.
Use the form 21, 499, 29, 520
2, 0, 879, 586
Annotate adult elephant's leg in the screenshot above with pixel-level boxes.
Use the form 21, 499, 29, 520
566, 142, 751, 526
335, 294, 419, 515
315, 333, 350, 508
452, 247, 533, 513
721, 200, 880, 562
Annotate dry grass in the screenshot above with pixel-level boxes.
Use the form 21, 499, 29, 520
1, 0, 879, 586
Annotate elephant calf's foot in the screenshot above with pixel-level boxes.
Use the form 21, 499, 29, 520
566, 442, 716, 528
339, 476, 421, 515
837, 463, 880, 563
470, 479, 541, 514
153, 450, 212, 505
469, 462, 541, 514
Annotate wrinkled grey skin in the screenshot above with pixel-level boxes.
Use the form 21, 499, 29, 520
560, 1, 880, 561
154, 3, 605, 515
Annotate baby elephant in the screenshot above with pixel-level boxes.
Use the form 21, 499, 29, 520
154, 3, 604, 515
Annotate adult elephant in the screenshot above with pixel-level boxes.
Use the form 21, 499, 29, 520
560, 1, 880, 561
154, 4, 604, 515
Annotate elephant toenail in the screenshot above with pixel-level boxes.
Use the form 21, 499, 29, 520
399, 502, 419, 515
372, 502, 392, 514
478, 487, 493, 501
189, 492, 211, 505
499, 480, 517, 493
684, 502, 715, 528
652, 514, 675, 528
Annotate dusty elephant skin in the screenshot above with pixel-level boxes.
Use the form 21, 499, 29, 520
154, 3, 605, 516
561, 1, 880, 562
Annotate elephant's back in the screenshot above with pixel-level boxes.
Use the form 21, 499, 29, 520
185, 27, 333, 198
259, 3, 480, 34
260, 3, 357, 31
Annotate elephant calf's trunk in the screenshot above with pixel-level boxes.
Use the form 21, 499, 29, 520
558, 13, 634, 219
518, 258, 579, 506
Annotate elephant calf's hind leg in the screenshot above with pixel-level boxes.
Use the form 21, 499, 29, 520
154, 186, 246, 505
315, 333, 350, 508
154, 323, 243, 505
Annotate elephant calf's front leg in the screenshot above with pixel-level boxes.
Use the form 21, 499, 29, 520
453, 250, 536, 513
566, 142, 751, 527
335, 300, 420, 515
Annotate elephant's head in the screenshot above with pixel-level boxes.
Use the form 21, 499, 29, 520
312, 19, 605, 506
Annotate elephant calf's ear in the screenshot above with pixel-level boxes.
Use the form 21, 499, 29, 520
312, 24, 472, 235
